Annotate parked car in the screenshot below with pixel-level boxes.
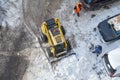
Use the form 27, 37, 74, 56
102, 47, 120, 77
97, 14, 120, 42
81, 0, 116, 10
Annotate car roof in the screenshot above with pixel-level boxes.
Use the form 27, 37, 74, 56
108, 47, 120, 69
98, 20, 117, 42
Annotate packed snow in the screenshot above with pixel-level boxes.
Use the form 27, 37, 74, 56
1, 0, 120, 80
23, 0, 120, 80
53, 0, 120, 80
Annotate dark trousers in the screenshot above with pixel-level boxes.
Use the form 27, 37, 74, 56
77, 13, 80, 17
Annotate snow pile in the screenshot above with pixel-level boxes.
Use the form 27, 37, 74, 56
0, 0, 22, 29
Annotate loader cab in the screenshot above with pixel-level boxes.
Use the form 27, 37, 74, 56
49, 26, 67, 56
51, 27, 60, 36
49, 24, 64, 45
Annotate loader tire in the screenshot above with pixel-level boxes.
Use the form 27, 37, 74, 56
67, 40, 71, 51
40, 33, 47, 42
61, 26, 66, 35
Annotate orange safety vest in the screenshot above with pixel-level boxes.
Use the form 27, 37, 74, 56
74, 2, 83, 13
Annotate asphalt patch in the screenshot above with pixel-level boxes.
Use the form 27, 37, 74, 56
0, 54, 29, 80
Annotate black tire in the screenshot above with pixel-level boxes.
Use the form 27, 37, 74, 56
61, 26, 66, 35
67, 40, 71, 51
40, 33, 47, 42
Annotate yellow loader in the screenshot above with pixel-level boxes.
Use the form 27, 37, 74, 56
40, 18, 74, 63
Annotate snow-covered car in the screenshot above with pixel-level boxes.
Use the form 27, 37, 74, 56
102, 47, 120, 77
81, 0, 115, 10
97, 14, 120, 42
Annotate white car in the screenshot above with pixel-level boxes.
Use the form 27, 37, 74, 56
103, 47, 120, 77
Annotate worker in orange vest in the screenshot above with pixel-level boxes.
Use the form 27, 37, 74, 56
73, 2, 83, 17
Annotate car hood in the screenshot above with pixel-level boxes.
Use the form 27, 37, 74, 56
108, 48, 120, 69
98, 20, 118, 42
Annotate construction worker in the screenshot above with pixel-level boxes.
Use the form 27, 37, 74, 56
92, 45, 102, 56
73, 2, 83, 17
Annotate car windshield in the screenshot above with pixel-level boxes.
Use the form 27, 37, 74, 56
84, 0, 92, 4
109, 24, 120, 35
103, 54, 116, 75
108, 15, 120, 35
